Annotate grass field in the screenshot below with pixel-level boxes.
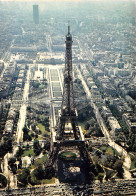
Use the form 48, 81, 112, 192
22, 149, 35, 157
51, 76, 59, 81
35, 154, 47, 165
41, 177, 55, 184
59, 151, 76, 160
37, 135, 43, 140
37, 123, 50, 136
29, 154, 47, 170
52, 82, 60, 87
100, 146, 119, 156
52, 86, 61, 91
129, 153, 136, 170
53, 91, 62, 97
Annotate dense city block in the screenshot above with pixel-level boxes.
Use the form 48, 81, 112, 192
0, 1, 136, 195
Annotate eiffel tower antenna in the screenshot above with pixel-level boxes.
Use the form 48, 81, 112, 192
68, 21, 70, 34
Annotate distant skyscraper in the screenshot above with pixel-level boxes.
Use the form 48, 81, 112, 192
33, 5, 39, 24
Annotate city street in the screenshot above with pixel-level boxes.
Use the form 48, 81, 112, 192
77, 66, 132, 180
16, 69, 30, 144
2, 152, 17, 188
0, 1, 136, 194
2, 69, 31, 188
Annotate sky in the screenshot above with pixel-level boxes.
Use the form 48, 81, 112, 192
0, 0, 135, 2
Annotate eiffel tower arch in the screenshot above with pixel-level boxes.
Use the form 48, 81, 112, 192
45, 26, 92, 183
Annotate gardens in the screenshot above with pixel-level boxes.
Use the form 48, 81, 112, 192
92, 145, 124, 180
59, 151, 77, 161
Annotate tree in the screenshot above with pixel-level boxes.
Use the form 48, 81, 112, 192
0, 174, 7, 188
43, 117, 49, 123
23, 125, 32, 141
44, 166, 55, 179
95, 127, 104, 137
45, 122, 49, 128
32, 81, 40, 88
8, 157, 17, 174
23, 125, 29, 141
74, 78, 82, 84
27, 106, 31, 111
95, 150, 102, 157
78, 113, 84, 122
33, 139, 42, 156
8, 157, 16, 165
18, 159, 22, 169
88, 172, 95, 182
17, 168, 30, 186
44, 141, 50, 151
0, 160, 2, 173
31, 124, 36, 131
113, 160, 123, 178
4, 136, 13, 152
32, 165, 44, 180
84, 122, 90, 130
98, 173, 104, 182
15, 147, 24, 160
0, 136, 13, 157
96, 164, 104, 173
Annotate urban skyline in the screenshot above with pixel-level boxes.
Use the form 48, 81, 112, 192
0, 0, 136, 195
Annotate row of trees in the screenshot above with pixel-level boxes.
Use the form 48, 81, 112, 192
0, 104, 10, 139
94, 147, 124, 179
17, 166, 54, 187
84, 121, 104, 138
78, 105, 95, 122
127, 134, 136, 152
26, 106, 50, 139
33, 139, 42, 156
109, 104, 136, 152
85, 162, 104, 183
15, 139, 43, 158
0, 136, 13, 158
23, 125, 32, 141
0, 174, 7, 188
8, 157, 17, 174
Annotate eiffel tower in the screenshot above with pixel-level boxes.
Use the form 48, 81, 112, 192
46, 26, 92, 179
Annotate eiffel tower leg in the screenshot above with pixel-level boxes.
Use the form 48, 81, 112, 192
77, 143, 94, 182
71, 121, 79, 140
56, 118, 65, 140
78, 143, 92, 170
45, 144, 60, 169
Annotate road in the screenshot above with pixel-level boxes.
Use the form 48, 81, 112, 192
1, 68, 30, 189
0, 179, 136, 195
76, 66, 132, 180
16, 69, 30, 144
1, 68, 31, 189
2, 152, 17, 188
0, 62, 8, 79
46, 34, 52, 53
16, 104, 27, 143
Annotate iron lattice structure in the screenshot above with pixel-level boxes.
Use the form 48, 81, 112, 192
56, 25, 79, 140
46, 26, 92, 171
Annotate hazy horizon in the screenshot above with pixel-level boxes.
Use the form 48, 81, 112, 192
0, 0, 135, 2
